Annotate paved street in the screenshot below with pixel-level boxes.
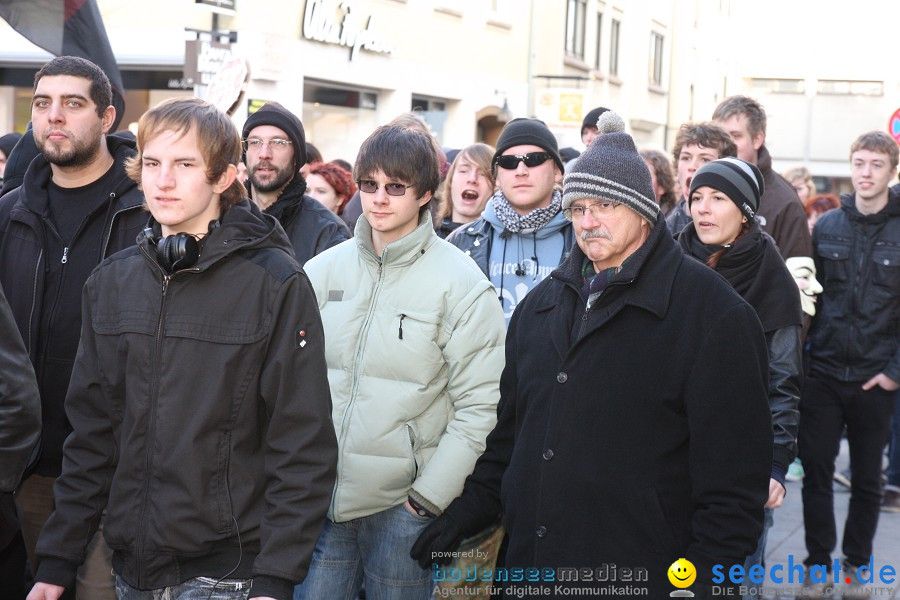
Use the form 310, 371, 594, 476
757, 439, 899, 599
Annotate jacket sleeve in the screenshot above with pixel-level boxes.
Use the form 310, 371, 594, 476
410, 279, 506, 515
312, 219, 350, 260
442, 297, 523, 536
683, 302, 772, 584
33, 283, 116, 590
770, 196, 813, 260
766, 325, 802, 484
249, 270, 337, 597
0, 285, 40, 492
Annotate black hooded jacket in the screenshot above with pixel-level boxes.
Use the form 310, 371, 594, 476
0, 134, 146, 476
34, 200, 337, 600
809, 188, 900, 383
260, 176, 350, 264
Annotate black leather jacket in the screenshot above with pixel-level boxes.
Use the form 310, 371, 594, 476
766, 326, 802, 481
809, 190, 900, 383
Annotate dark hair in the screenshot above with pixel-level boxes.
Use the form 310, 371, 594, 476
706, 219, 751, 270
354, 125, 441, 204
34, 56, 112, 119
305, 142, 323, 165
438, 143, 495, 221
712, 95, 767, 139
125, 97, 246, 209
803, 193, 840, 218
672, 122, 737, 163
850, 131, 900, 169
639, 148, 678, 212
331, 158, 352, 172
309, 161, 357, 214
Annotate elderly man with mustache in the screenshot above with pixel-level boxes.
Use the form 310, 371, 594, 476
413, 111, 773, 600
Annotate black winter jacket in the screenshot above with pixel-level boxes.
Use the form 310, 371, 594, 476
33, 201, 338, 600
0, 285, 41, 548
259, 177, 350, 265
0, 135, 146, 476
445, 218, 772, 598
809, 189, 900, 383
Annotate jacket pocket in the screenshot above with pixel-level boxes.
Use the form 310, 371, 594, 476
405, 422, 420, 484
870, 242, 900, 295
816, 241, 851, 287
640, 486, 679, 558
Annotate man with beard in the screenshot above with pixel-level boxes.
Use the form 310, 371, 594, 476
0, 56, 147, 598
242, 103, 348, 264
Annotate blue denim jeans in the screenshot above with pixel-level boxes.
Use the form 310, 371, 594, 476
294, 503, 432, 600
741, 508, 774, 600
886, 389, 900, 489
115, 575, 251, 599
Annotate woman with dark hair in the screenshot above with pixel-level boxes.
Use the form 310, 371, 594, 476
306, 161, 357, 215
679, 157, 803, 600
435, 143, 495, 238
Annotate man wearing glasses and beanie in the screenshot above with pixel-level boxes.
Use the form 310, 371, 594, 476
413, 111, 772, 599
242, 102, 348, 264
447, 118, 574, 323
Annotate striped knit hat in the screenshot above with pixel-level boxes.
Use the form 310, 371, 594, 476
688, 157, 764, 220
562, 111, 658, 224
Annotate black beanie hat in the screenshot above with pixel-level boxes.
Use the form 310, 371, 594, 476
492, 118, 564, 173
581, 106, 610, 135
241, 102, 307, 171
563, 111, 658, 224
689, 157, 764, 221
0, 132, 22, 158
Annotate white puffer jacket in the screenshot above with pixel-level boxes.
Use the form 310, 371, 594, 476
305, 212, 506, 522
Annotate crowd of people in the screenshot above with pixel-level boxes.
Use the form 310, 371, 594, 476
0, 55, 898, 600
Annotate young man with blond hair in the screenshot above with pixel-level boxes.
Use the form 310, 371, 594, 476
27, 97, 337, 600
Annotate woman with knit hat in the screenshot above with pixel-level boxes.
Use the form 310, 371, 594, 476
680, 157, 803, 599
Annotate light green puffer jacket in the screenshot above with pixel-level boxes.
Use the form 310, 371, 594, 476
304, 212, 506, 522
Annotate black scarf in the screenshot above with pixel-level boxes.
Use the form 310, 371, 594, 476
679, 221, 801, 333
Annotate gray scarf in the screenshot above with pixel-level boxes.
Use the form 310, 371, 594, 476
491, 188, 563, 233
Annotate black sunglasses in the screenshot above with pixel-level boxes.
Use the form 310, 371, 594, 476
494, 152, 552, 170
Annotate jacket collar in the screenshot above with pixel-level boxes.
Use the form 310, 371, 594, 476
355, 210, 437, 267
540, 214, 680, 322
19, 135, 141, 216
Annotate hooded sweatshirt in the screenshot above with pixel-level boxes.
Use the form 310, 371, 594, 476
481, 199, 573, 321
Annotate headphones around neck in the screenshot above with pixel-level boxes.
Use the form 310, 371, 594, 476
144, 220, 220, 274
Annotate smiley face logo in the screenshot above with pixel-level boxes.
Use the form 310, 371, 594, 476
668, 558, 696, 588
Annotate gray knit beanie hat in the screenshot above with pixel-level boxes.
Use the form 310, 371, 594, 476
562, 111, 659, 224
688, 157, 764, 220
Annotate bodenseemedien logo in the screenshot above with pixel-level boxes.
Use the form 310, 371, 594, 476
668, 558, 696, 597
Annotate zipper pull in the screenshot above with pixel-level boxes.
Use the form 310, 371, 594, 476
61, 247, 69, 264
399, 314, 406, 339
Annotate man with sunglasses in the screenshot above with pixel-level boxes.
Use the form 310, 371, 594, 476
296, 124, 506, 600
241, 102, 348, 265
413, 111, 772, 599
447, 118, 574, 323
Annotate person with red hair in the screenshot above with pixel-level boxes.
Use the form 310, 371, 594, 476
306, 161, 357, 215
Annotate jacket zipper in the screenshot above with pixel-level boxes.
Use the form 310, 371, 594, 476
331, 252, 387, 517
135, 245, 171, 587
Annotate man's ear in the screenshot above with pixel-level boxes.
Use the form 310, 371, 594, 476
101, 105, 115, 134
554, 166, 563, 183
417, 190, 433, 208
752, 129, 765, 152
213, 164, 238, 194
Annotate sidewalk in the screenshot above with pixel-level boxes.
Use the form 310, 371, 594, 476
759, 439, 899, 599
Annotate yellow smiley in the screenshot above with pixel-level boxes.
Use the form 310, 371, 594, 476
668, 558, 697, 588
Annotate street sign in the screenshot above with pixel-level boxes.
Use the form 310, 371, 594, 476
889, 107, 900, 145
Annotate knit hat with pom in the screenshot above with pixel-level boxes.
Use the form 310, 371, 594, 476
562, 111, 659, 224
